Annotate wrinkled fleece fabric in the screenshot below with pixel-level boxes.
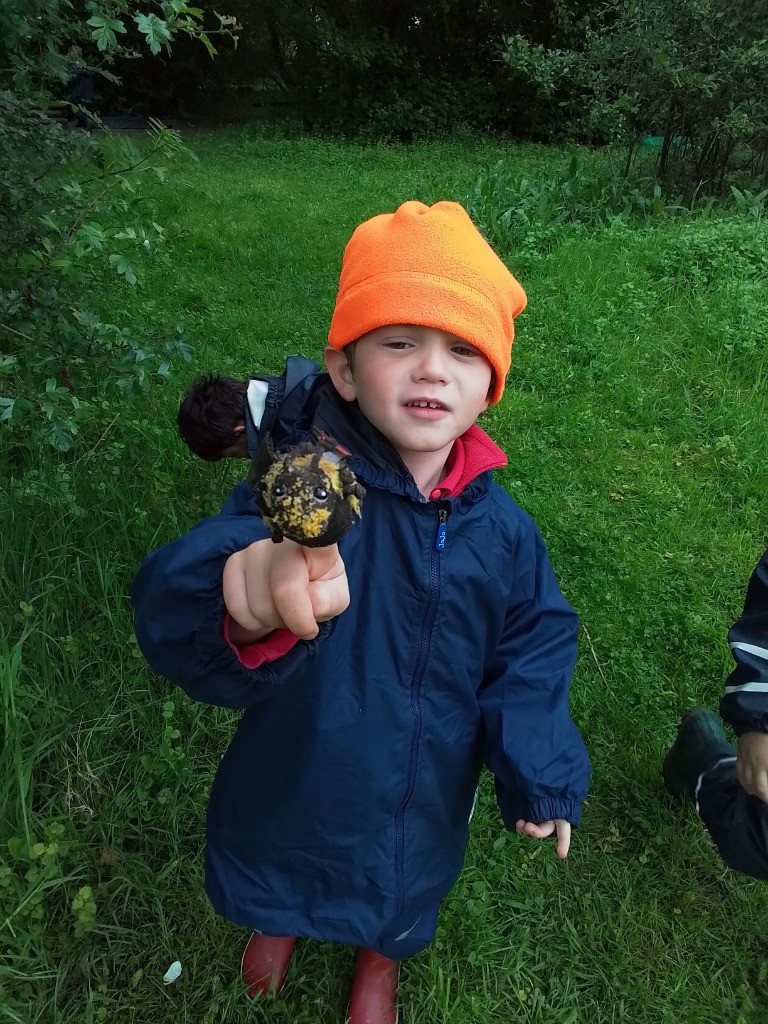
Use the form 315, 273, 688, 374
132, 358, 591, 959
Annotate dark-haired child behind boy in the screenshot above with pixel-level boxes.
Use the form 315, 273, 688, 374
177, 372, 248, 460
178, 360, 326, 463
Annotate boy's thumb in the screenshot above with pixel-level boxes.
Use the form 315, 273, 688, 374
305, 543, 343, 581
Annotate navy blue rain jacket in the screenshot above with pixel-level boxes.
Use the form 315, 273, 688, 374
132, 360, 591, 958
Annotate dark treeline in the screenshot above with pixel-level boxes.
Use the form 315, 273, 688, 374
110, 1, 585, 140
108, 1, 768, 190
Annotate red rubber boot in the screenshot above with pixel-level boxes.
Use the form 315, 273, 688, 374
241, 933, 297, 997
347, 948, 399, 1024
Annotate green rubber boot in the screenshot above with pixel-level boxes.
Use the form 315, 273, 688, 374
663, 708, 731, 802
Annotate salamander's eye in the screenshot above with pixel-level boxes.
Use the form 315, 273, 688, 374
274, 484, 286, 497
314, 486, 328, 501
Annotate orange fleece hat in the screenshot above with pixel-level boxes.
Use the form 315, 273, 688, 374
328, 200, 527, 404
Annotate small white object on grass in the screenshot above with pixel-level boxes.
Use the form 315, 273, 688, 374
163, 961, 182, 985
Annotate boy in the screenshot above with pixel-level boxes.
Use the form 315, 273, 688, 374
133, 201, 591, 1023
664, 549, 768, 879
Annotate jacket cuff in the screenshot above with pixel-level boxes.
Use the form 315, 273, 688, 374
223, 614, 300, 668
497, 791, 584, 830
507, 797, 583, 828
729, 719, 768, 737
526, 796, 583, 827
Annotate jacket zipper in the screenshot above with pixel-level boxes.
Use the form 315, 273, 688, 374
393, 502, 449, 917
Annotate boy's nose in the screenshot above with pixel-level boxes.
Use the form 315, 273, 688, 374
413, 348, 449, 383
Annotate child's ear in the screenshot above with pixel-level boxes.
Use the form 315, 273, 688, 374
324, 346, 357, 403
483, 374, 496, 409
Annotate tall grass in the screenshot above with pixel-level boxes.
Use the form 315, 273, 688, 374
1, 129, 767, 1023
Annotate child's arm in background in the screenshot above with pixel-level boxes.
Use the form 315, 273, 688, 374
478, 520, 591, 857
720, 550, 768, 803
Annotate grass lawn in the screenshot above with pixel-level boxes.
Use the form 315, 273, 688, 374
2, 128, 768, 1023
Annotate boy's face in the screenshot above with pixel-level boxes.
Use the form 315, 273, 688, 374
325, 325, 493, 466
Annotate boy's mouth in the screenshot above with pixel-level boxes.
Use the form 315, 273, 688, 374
404, 399, 449, 411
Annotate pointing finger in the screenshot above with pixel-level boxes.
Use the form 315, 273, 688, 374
555, 820, 571, 859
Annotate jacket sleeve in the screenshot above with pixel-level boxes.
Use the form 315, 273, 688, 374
720, 549, 768, 735
131, 481, 320, 709
478, 522, 591, 827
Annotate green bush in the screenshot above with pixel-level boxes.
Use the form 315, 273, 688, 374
0, 2, 237, 452
0, 94, 192, 450
501, 0, 768, 196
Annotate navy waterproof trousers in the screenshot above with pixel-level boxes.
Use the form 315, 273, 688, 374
696, 750, 768, 881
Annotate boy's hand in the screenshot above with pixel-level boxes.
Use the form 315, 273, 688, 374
515, 818, 571, 859
737, 732, 768, 804
223, 538, 349, 642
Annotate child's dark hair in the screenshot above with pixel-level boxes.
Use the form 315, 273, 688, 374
177, 373, 248, 461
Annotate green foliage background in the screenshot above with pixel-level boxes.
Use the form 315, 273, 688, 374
2, 129, 767, 1022
0, 0, 238, 451
113, 0, 768, 193
1, 1, 768, 1019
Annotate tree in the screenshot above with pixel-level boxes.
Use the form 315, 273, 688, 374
501, 0, 768, 195
108, 1, 561, 139
0, 1, 237, 450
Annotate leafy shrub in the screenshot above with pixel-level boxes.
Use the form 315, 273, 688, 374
501, 0, 768, 196
0, 3, 237, 452
0, 95, 193, 450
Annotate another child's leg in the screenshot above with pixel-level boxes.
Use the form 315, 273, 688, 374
241, 933, 296, 997
347, 948, 399, 1024
664, 707, 768, 880
695, 758, 768, 880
